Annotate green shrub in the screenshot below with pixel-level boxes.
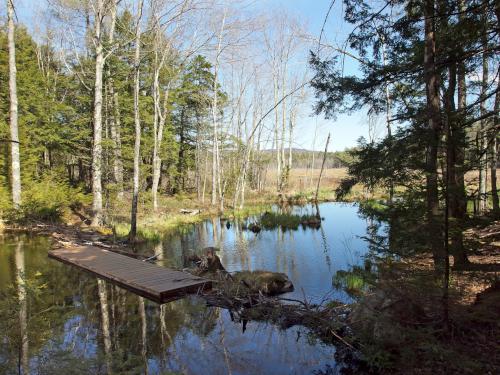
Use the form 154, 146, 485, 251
6, 174, 90, 223
0, 184, 12, 216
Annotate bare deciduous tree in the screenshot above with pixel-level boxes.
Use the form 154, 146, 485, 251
129, 0, 144, 240
7, 0, 22, 208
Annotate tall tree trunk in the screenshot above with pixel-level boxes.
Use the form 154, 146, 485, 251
107, 0, 124, 199
91, 0, 105, 226
152, 86, 169, 211
443, 0, 469, 266
7, 0, 21, 208
450, 0, 468, 256
424, 0, 444, 266
211, 11, 226, 208
129, 1, 144, 240
493, 0, 500, 213
491, 83, 500, 213
380, 32, 394, 203
273, 75, 281, 191
478, 13, 489, 213
446, 62, 469, 266
110, 91, 124, 198
279, 71, 287, 191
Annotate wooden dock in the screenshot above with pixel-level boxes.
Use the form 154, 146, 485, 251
48, 246, 211, 303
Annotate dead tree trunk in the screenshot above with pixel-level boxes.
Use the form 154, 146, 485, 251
315, 133, 330, 202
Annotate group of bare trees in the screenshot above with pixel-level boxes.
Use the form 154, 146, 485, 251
3, 0, 316, 237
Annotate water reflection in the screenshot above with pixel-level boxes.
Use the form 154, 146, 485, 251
150, 203, 385, 303
0, 203, 385, 374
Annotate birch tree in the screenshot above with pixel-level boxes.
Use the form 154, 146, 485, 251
107, 0, 124, 199
90, 0, 107, 226
129, 0, 144, 240
7, 0, 22, 208
210, 10, 226, 209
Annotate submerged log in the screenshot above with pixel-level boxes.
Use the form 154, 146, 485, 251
179, 209, 201, 215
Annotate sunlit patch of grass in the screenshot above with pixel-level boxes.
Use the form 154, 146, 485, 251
359, 199, 389, 215
258, 211, 321, 230
333, 271, 366, 296
110, 202, 276, 242
332, 264, 375, 297
112, 214, 205, 242
230, 204, 273, 219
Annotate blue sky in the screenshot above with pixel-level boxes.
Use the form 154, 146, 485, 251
256, 0, 371, 151
10, 0, 372, 152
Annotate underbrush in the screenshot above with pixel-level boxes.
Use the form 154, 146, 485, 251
346, 259, 499, 374
2, 175, 90, 224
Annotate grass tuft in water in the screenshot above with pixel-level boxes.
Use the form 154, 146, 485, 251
259, 211, 321, 231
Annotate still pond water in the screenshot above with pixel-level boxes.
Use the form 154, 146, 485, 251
0, 203, 385, 375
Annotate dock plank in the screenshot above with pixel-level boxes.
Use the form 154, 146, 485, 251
48, 246, 211, 303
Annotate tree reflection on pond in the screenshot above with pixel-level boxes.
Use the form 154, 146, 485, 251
0, 203, 383, 374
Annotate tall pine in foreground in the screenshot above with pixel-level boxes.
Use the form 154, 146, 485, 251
311, 0, 499, 266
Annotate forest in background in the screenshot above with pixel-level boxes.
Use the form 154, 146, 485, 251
0, 0, 498, 243
1, 0, 344, 238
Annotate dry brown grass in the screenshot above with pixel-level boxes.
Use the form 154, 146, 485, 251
265, 168, 348, 192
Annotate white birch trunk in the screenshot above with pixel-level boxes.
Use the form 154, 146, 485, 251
91, 0, 105, 226
7, 0, 21, 208
107, 0, 124, 199
211, 12, 226, 207
130, 1, 144, 239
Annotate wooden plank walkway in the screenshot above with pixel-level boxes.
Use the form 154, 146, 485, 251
48, 246, 211, 303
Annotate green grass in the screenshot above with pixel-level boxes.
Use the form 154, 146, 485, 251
259, 211, 321, 230
111, 201, 273, 242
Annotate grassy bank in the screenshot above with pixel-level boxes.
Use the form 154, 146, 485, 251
105, 192, 275, 242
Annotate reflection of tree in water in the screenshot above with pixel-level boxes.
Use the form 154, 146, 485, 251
0, 235, 92, 373
357, 201, 429, 258
0, 234, 223, 374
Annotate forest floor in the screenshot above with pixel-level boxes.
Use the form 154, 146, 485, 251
351, 217, 500, 374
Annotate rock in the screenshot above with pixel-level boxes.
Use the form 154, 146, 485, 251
233, 270, 294, 296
